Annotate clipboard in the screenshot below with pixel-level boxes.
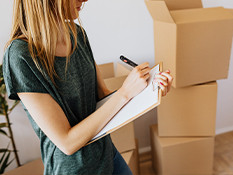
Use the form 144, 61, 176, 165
87, 62, 162, 145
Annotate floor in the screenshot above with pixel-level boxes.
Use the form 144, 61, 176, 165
139, 131, 233, 175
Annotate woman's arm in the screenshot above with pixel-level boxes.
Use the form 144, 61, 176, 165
95, 62, 112, 99
18, 62, 151, 156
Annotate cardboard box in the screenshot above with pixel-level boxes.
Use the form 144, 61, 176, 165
159, 0, 203, 11
99, 62, 137, 152
115, 62, 132, 77
121, 139, 140, 175
98, 62, 115, 79
145, 0, 233, 88
228, 9, 233, 14
150, 124, 214, 175
98, 62, 128, 92
158, 81, 217, 137
99, 62, 140, 174
3, 158, 43, 175
111, 122, 136, 153
122, 149, 140, 175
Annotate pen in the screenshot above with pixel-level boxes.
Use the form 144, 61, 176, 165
120, 55, 138, 68
120, 55, 161, 91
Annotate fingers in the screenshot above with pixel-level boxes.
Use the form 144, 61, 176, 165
137, 62, 149, 70
141, 67, 151, 76
159, 82, 167, 96
161, 71, 173, 83
154, 69, 173, 96
133, 62, 151, 81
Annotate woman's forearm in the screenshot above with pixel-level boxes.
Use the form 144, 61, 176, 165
18, 63, 151, 156
62, 88, 129, 155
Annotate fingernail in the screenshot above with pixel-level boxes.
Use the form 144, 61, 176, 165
160, 82, 164, 85
159, 72, 162, 75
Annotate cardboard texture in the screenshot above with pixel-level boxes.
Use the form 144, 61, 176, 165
150, 124, 214, 175
98, 62, 115, 79
111, 122, 136, 153
104, 76, 127, 92
115, 62, 132, 77
98, 62, 128, 92
121, 139, 140, 175
158, 81, 217, 137
3, 159, 43, 175
145, 0, 233, 88
161, 0, 203, 10
228, 9, 233, 15
122, 149, 140, 175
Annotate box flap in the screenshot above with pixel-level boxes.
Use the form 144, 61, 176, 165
121, 151, 134, 164
98, 62, 114, 79
145, 0, 174, 23
163, 0, 202, 10
104, 75, 127, 92
227, 8, 233, 15
116, 62, 132, 77
170, 7, 233, 24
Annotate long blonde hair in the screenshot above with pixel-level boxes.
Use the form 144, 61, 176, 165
6, 0, 81, 85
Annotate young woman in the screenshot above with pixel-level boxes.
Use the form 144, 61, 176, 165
3, 0, 173, 174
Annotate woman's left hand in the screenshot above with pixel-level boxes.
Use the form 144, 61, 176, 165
154, 70, 173, 96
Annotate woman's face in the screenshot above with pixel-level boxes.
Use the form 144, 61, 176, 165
70, 0, 88, 19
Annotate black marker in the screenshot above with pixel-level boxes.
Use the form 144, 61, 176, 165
120, 55, 138, 68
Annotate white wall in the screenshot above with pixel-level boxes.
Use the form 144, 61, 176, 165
0, 0, 233, 171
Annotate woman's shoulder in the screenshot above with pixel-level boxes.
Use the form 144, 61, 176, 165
3, 39, 33, 69
4, 39, 30, 60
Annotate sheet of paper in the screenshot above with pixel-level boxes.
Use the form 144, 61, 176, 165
92, 64, 160, 141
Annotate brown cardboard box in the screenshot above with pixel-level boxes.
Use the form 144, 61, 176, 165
111, 122, 136, 153
145, 0, 233, 88
122, 149, 140, 175
98, 62, 128, 92
104, 75, 127, 92
98, 62, 115, 79
159, 0, 203, 10
228, 9, 233, 14
99, 62, 140, 174
115, 62, 132, 77
150, 124, 214, 175
158, 81, 217, 137
3, 158, 43, 175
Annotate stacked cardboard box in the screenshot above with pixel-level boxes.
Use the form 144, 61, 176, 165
145, 0, 233, 174
150, 125, 215, 175
99, 62, 140, 175
3, 159, 43, 175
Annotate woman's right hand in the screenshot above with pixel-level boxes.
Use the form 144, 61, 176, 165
119, 62, 151, 101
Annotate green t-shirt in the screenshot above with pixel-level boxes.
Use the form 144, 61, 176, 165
3, 25, 116, 175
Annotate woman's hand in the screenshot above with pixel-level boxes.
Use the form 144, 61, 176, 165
119, 62, 151, 101
154, 70, 173, 96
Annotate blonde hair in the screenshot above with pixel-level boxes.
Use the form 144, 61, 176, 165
6, 0, 81, 85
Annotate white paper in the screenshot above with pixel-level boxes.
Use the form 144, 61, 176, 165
92, 64, 160, 141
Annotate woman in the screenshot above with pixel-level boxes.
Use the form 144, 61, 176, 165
3, 0, 173, 174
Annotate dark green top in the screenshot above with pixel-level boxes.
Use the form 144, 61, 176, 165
3, 25, 116, 175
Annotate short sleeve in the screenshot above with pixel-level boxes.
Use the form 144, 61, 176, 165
3, 40, 48, 100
